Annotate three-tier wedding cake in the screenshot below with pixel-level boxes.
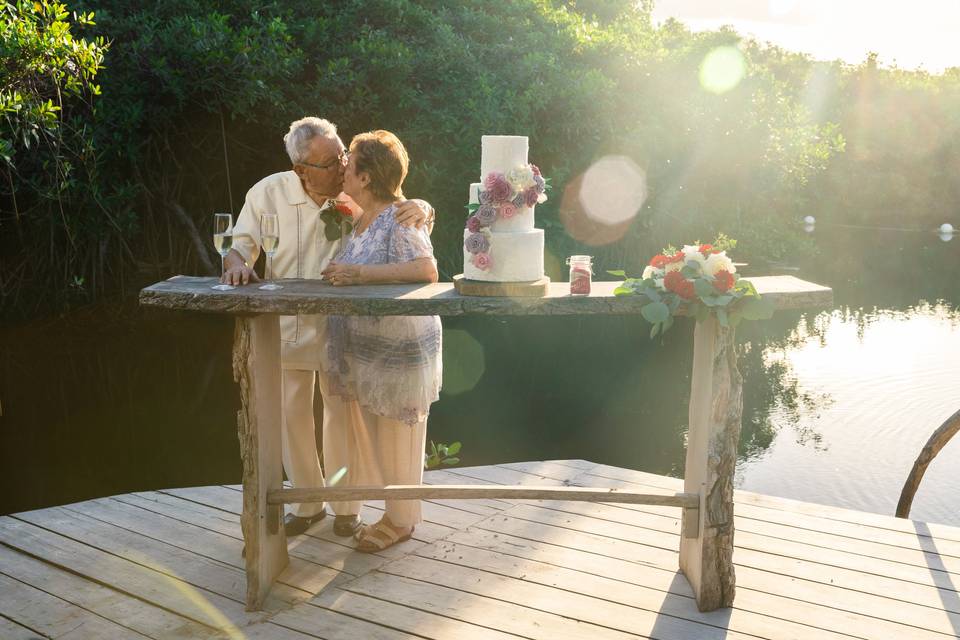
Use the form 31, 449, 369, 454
461, 135, 548, 285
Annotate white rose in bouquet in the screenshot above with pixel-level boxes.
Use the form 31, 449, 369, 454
681, 245, 707, 270
642, 265, 657, 280
703, 251, 736, 276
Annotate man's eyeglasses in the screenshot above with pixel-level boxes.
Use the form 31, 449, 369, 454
300, 150, 348, 171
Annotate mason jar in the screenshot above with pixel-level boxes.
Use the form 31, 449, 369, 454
566, 255, 593, 295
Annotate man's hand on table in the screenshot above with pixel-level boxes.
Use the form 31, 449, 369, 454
221, 249, 260, 286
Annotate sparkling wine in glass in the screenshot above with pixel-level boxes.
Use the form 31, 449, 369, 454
259, 213, 282, 290
211, 213, 235, 291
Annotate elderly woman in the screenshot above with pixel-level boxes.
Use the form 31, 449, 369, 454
320, 130, 441, 552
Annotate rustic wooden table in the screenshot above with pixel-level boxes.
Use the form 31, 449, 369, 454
140, 275, 832, 612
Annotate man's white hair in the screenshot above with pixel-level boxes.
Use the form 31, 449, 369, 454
283, 117, 338, 164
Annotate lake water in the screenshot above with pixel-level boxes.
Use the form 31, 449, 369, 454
1, 227, 958, 526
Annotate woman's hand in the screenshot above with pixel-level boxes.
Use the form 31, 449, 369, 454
321, 262, 366, 286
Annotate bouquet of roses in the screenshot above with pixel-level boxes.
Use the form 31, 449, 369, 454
613, 238, 773, 338
320, 200, 355, 241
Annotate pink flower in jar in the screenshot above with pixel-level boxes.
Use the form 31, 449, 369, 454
499, 202, 517, 218
483, 172, 513, 203
471, 252, 492, 271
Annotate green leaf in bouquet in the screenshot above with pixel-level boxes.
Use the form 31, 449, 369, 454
701, 294, 733, 307
734, 279, 758, 297
641, 301, 670, 324
681, 264, 700, 279
442, 457, 460, 465
643, 286, 661, 303
614, 285, 633, 296
447, 442, 461, 455
606, 269, 626, 277
694, 278, 715, 299
739, 295, 775, 320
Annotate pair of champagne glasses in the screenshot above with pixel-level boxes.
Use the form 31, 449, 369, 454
211, 212, 282, 291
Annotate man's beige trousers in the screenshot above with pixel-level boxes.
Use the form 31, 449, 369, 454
280, 369, 361, 518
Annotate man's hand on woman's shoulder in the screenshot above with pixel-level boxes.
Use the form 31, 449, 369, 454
394, 199, 435, 231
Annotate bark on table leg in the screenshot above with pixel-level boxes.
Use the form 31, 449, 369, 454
679, 316, 743, 611
233, 315, 287, 610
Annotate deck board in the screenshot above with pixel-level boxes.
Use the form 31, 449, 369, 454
3, 461, 958, 639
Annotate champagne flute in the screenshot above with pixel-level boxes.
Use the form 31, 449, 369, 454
259, 213, 282, 290
211, 213, 235, 291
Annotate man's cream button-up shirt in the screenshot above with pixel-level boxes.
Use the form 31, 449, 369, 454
232, 171, 342, 370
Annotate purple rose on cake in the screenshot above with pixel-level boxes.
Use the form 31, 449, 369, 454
464, 232, 489, 254
466, 215, 481, 233
483, 172, 513, 203
476, 203, 497, 226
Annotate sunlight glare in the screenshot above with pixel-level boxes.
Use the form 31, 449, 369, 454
327, 466, 347, 486
768, 0, 800, 17
699, 46, 746, 94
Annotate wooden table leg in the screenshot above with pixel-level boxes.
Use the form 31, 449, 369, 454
233, 315, 287, 610
679, 316, 743, 611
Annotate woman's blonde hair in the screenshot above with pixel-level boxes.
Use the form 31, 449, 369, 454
350, 130, 408, 201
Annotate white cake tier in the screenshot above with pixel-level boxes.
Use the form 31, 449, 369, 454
469, 182, 535, 233
463, 228, 544, 282
480, 135, 528, 179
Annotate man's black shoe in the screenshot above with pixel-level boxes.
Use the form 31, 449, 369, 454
333, 514, 363, 537
284, 510, 327, 536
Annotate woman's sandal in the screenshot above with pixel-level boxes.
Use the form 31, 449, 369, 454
354, 519, 414, 553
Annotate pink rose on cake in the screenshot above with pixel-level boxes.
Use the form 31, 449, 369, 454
499, 202, 517, 218
523, 186, 539, 207
483, 172, 513, 203
471, 252, 492, 271
466, 215, 482, 233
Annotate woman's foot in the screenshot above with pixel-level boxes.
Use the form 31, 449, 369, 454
354, 515, 414, 553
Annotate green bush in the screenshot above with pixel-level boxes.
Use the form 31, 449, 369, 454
9, 0, 955, 318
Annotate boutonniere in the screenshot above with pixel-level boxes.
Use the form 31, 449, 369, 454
319, 200, 354, 241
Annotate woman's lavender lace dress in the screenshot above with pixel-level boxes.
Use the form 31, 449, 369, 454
322, 204, 442, 425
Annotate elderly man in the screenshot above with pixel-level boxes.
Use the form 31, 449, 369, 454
222, 117, 434, 537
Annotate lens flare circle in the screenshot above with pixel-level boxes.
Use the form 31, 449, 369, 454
442, 329, 485, 395
700, 46, 746, 94
579, 155, 648, 226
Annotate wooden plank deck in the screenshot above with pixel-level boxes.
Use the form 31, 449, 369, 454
2, 461, 957, 639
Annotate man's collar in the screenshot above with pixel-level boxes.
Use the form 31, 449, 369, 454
281, 171, 331, 210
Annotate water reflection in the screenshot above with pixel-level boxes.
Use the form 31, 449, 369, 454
739, 303, 960, 525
